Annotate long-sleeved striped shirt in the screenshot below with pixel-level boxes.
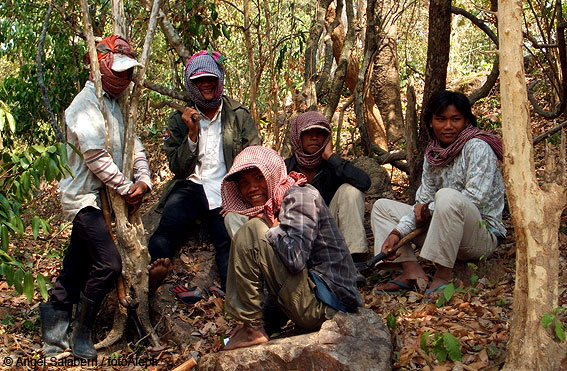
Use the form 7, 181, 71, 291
265, 184, 363, 310
60, 80, 152, 219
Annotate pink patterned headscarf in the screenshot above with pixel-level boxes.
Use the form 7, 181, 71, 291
184, 50, 225, 109
221, 146, 307, 223
291, 111, 331, 169
425, 125, 504, 167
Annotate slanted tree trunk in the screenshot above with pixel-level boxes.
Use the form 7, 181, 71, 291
408, 0, 451, 203
368, 0, 404, 145
499, 0, 567, 369
80, 0, 161, 349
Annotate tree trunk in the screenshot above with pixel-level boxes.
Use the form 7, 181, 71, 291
328, 1, 359, 94
408, 0, 451, 203
323, 0, 356, 120
243, 0, 259, 125
405, 84, 419, 197
368, 0, 404, 144
499, 0, 567, 369
81, 0, 161, 349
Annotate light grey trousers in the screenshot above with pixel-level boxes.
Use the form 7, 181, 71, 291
225, 183, 368, 254
370, 188, 498, 268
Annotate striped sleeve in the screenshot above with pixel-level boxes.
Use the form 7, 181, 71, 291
133, 142, 152, 190
84, 149, 133, 195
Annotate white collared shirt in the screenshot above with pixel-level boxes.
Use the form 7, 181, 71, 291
187, 101, 225, 209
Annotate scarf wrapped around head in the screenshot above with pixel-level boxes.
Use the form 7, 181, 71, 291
221, 146, 307, 224
184, 50, 225, 109
291, 111, 332, 169
425, 125, 504, 167
87, 35, 138, 98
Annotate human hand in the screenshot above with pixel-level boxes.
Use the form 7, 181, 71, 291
414, 203, 431, 226
321, 138, 333, 161
381, 231, 401, 261
124, 182, 149, 216
182, 107, 200, 142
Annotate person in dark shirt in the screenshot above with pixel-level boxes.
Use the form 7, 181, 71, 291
285, 111, 371, 259
221, 146, 362, 350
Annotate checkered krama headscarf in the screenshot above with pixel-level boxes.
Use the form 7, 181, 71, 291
221, 146, 307, 223
291, 111, 331, 169
184, 50, 225, 109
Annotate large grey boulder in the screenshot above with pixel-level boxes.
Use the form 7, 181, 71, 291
351, 157, 393, 199
198, 308, 392, 371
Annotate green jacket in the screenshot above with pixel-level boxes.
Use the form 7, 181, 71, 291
156, 96, 260, 212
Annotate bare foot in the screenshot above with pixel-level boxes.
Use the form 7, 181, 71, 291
225, 324, 269, 350
149, 258, 171, 293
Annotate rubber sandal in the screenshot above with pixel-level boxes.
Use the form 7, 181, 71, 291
376, 279, 415, 293
425, 279, 462, 294
207, 285, 225, 298
170, 285, 206, 304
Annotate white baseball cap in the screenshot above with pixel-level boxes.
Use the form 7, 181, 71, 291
189, 72, 219, 80
111, 53, 144, 72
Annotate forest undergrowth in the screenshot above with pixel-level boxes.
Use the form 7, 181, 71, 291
0, 97, 566, 370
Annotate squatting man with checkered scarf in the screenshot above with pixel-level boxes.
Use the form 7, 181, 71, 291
220, 146, 363, 350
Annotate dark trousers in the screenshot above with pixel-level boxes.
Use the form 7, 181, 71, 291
148, 180, 231, 289
50, 207, 122, 306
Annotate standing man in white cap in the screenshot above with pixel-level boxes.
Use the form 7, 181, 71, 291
148, 50, 260, 293
40, 35, 152, 360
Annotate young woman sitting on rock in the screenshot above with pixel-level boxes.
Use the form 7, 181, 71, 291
220, 146, 363, 350
371, 90, 506, 293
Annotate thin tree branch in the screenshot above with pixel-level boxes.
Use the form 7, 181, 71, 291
36, 4, 65, 143
533, 119, 567, 145
143, 81, 190, 101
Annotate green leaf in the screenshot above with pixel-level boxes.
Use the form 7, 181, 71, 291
23, 271, 34, 301
31, 144, 46, 153
4, 265, 14, 286
46, 146, 57, 154
420, 331, 431, 352
436, 296, 445, 308
443, 332, 462, 361
31, 216, 41, 239
36, 273, 49, 301
221, 24, 231, 40
542, 313, 554, 327
432, 341, 448, 362
40, 219, 51, 234
21, 171, 31, 193
13, 268, 23, 293
443, 283, 455, 302
45, 157, 58, 182
555, 320, 565, 342
1, 225, 8, 251
471, 274, 479, 286
386, 313, 397, 330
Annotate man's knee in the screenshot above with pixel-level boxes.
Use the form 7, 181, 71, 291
336, 183, 364, 203
104, 251, 122, 279
233, 218, 269, 252
434, 188, 464, 214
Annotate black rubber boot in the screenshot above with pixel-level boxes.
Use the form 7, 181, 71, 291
70, 294, 98, 360
39, 302, 71, 356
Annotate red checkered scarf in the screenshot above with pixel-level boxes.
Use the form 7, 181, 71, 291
87, 35, 137, 97
221, 146, 307, 223
425, 125, 504, 167
291, 111, 331, 169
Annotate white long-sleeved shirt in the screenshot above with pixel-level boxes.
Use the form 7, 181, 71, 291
186, 101, 225, 209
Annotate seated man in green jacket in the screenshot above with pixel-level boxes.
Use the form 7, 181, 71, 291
148, 50, 260, 291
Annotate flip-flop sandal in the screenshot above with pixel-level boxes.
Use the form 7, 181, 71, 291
207, 285, 225, 298
170, 285, 206, 304
376, 279, 416, 293
425, 279, 462, 294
